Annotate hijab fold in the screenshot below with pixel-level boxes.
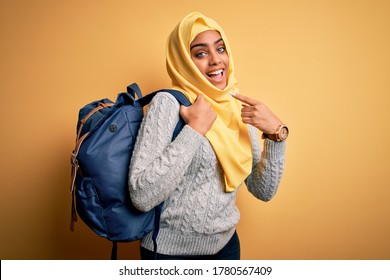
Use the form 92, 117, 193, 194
166, 12, 252, 192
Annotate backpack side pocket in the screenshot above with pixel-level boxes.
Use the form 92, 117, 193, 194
75, 176, 108, 238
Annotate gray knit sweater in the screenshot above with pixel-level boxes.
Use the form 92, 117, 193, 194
128, 92, 286, 256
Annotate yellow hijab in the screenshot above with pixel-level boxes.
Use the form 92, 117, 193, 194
166, 12, 252, 192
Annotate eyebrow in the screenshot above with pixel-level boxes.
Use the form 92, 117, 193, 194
190, 38, 224, 50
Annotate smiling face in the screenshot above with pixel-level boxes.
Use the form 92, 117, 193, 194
190, 30, 229, 90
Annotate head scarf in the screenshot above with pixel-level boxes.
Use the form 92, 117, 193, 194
166, 12, 252, 192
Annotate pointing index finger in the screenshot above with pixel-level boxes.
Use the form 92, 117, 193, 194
230, 92, 257, 106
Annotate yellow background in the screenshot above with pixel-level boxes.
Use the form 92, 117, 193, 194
1, 0, 389, 259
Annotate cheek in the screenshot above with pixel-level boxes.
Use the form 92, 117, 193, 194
223, 55, 229, 67
192, 60, 207, 75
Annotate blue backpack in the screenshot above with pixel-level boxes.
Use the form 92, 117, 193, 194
69, 83, 190, 259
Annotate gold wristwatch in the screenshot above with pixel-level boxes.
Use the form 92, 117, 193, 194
262, 124, 289, 142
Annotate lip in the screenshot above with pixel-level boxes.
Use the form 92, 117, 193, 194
205, 68, 226, 88
207, 69, 224, 76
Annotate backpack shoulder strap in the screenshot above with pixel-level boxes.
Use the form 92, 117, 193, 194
138, 89, 191, 107
162, 89, 191, 107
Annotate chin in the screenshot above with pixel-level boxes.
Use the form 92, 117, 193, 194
214, 83, 227, 90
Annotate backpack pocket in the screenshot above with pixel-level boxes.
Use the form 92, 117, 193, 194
75, 176, 108, 238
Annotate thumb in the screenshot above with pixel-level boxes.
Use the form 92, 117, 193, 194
179, 105, 189, 123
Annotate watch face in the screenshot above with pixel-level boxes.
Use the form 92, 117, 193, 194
280, 126, 289, 140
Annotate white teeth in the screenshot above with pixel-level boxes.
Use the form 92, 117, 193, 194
208, 69, 223, 75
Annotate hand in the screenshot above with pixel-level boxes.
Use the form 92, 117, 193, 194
180, 94, 217, 136
231, 92, 283, 134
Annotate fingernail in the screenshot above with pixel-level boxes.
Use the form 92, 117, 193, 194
229, 92, 236, 97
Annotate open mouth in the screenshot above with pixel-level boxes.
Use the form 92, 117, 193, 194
207, 69, 224, 82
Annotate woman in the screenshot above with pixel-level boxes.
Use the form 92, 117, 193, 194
128, 12, 287, 260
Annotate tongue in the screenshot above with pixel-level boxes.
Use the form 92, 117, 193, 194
209, 72, 223, 82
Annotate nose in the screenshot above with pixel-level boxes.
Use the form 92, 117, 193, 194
208, 51, 222, 66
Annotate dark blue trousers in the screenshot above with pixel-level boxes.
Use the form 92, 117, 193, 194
140, 231, 240, 260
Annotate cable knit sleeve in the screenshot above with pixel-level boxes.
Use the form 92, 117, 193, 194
128, 92, 203, 212
245, 125, 286, 201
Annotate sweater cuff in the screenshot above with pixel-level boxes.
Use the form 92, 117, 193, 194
263, 138, 286, 160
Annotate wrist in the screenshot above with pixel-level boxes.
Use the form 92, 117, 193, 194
188, 122, 207, 136
262, 124, 289, 142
